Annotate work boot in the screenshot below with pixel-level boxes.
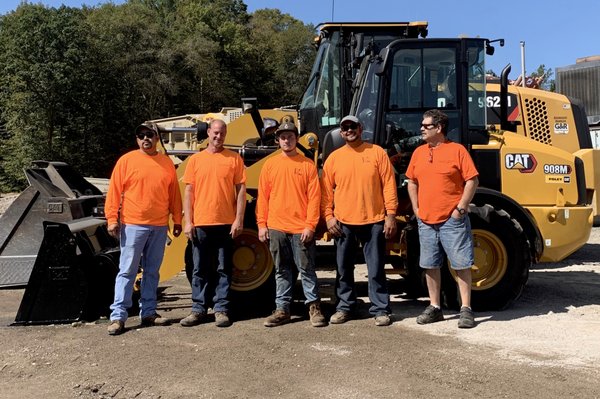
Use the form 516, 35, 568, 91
329, 310, 351, 325
374, 314, 392, 326
107, 320, 125, 336
180, 311, 206, 327
214, 311, 232, 328
416, 305, 444, 325
308, 301, 327, 327
263, 309, 291, 327
141, 313, 170, 327
457, 306, 476, 329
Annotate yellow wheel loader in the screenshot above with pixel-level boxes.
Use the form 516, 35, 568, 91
153, 23, 593, 311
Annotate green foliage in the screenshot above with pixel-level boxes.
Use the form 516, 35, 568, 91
0, 1, 316, 191
531, 64, 555, 92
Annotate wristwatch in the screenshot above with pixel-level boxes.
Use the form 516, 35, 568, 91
456, 207, 466, 215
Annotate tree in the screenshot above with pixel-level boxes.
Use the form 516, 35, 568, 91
531, 64, 555, 92
0, 5, 96, 189
0, 1, 316, 191
247, 9, 315, 107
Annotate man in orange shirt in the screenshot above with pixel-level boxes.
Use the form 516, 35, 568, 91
406, 109, 479, 328
256, 120, 326, 328
180, 119, 246, 328
105, 124, 182, 336
321, 115, 398, 326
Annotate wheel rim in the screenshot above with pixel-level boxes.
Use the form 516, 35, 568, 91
231, 228, 273, 291
450, 228, 508, 291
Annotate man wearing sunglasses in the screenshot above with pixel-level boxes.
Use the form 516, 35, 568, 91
405, 109, 479, 328
105, 124, 183, 336
321, 115, 398, 326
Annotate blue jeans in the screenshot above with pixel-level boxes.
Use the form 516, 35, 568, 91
110, 224, 168, 321
417, 216, 474, 270
335, 222, 391, 316
190, 225, 233, 313
268, 229, 320, 312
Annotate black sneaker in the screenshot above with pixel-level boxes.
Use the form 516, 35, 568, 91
458, 306, 475, 329
416, 305, 444, 325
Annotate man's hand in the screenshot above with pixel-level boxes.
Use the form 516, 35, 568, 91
258, 227, 269, 243
172, 224, 182, 237
384, 214, 397, 239
107, 223, 120, 239
230, 219, 243, 239
184, 222, 195, 241
326, 217, 342, 238
300, 228, 314, 244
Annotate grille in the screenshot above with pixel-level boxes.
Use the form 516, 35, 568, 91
524, 97, 551, 145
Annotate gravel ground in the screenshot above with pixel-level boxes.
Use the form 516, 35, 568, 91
1, 194, 599, 398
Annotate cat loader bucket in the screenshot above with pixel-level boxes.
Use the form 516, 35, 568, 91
0, 161, 106, 288
13, 217, 119, 325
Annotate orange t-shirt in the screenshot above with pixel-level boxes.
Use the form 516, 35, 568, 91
105, 150, 182, 226
321, 142, 398, 225
405, 141, 479, 224
183, 149, 246, 226
256, 153, 320, 234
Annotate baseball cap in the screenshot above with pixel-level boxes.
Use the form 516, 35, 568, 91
340, 115, 360, 125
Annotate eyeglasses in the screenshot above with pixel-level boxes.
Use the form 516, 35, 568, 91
136, 130, 156, 140
340, 122, 359, 131
421, 123, 437, 130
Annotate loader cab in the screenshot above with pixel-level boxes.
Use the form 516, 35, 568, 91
352, 38, 489, 162
299, 22, 429, 142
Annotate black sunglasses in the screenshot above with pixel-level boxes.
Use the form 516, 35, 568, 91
340, 122, 359, 131
420, 123, 437, 130
136, 130, 156, 140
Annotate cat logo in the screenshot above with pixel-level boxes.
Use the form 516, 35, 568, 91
505, 153, 537, 173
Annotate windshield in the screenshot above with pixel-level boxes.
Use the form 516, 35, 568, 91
300, 32, 342, 128
354, 42, 487, 149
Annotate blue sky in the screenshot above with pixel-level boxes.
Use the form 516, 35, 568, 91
2, 0, 599, 79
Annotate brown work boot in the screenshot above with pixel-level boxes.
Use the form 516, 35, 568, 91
374, 314, 392, 326
107, 320, 125, 336
180, 311, 206, 327
141, 313, 170, 327
263, 309, 291, 327
214, 311, 232, 328
329, 310, 351, 324
308, 301, 327, 327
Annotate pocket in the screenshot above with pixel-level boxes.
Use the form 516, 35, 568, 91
447, 215, 465, 227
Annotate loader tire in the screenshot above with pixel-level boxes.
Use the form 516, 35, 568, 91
442, 207, 531, 311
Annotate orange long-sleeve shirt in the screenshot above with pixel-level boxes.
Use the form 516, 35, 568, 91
256, 153, 321, 234
182, 149, 246, 226
405, 141, 479, 224
105, 150, 182, 226
321, 142, 398, 225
